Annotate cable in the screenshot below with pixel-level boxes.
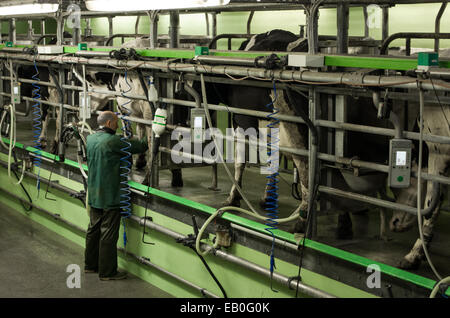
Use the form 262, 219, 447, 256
264, 80, 280, 292
198, 72, 259, 215
119, 70, 133, 248
430, 277, 450, 298
31, 54, 43, 195
0, 106, 10, 150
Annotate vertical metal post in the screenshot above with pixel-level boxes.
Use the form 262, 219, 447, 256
336, 3, 349, 54
247, 11, 254, 35
27, 20, 34, 41
434, 2, 447, 52
57, 65, 65, 163
56, 15, 63, 46
108, 16, 113, 39
9, 18, 16, 44
405, 37, 411, 56
325, 95, 334, 214
73, 27, 80, 45
148, 11, 159, 49
382, 6, 389, 42
211, 13, 217, 38
308, 87, 320, 239
0, 63, 3, 108
169, 11, 180, 49
40, 19, 46, 44
135, 15, 141, 35
150, 74, 160, 189
307, 4, 320, 54
0, 20, 3, 44
335, 1, 349, 159
84, 18, 92, 37
205, 13, 210, 37
335, 95, 347, 158
363, 6, 369, 38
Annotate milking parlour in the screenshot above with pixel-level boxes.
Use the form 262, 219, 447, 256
0, 0, 449, 304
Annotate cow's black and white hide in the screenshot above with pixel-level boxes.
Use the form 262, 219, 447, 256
113, 38, 200, 187
195, 30, 314, 229
200, 29, 422, 242
34, 33, 116, 152
35, 66, 115, 153
14, 64, 58, 150
387, 48, 450, 270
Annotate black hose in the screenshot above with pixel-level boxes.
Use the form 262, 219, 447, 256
192, 247, 228, 299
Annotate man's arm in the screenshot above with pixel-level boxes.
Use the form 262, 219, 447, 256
129, 137, 149, 154
109, 135, 149, 155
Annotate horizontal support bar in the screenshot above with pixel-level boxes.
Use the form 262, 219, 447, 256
1, 44, 450, 72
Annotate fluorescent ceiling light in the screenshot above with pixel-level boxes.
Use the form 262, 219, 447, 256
85, 0, 231, 12
0, 3, 59, 16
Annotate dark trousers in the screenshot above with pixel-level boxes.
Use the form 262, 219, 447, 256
84, 207, 121, 278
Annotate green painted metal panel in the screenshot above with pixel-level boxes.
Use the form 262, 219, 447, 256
2, 137, 448, 297
0, 157, 380, 298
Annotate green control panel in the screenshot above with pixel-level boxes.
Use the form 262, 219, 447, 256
190, 108, 205, 144
389, 139, 412, 188
12, 82, 21, 104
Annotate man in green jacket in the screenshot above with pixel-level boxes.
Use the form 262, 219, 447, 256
84, 111, 148, 281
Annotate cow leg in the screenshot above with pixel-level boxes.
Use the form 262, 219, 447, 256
399, 104, 450, 269
377, 208, 390, 242
139, 102, 154, 187
135, 123, 147, 170
398, 204, 441, 270
222, 162, 245, 207
50, 108, 60, 154
398, 153, 448, 270
335, 212, 353, 240
171, 168, 183, 187
376, 188, 392, 242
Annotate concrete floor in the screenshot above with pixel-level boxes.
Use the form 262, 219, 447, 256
0, 201, 173, 298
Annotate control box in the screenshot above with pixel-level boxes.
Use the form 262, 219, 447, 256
417, 52, 439, 71
190, 108, 205, 143
288, 54, 324, 68
12, 82, 21, 104
37, 46, 64, 55
388, 139, 412, 188
79, 92, 91, 120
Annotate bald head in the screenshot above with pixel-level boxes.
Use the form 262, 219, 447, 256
98, 111, 118, 131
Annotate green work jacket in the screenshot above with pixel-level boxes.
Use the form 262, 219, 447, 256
86, 128, 148, 210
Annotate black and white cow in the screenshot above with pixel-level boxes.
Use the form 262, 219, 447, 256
33, 66, 115, 153
200, 29, 429, 244
388, 48, 450, 270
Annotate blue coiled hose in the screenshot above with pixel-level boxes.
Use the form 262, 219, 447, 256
31, 54, 42, 195
264, 80, 280, 292
119, 70, 133, 248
